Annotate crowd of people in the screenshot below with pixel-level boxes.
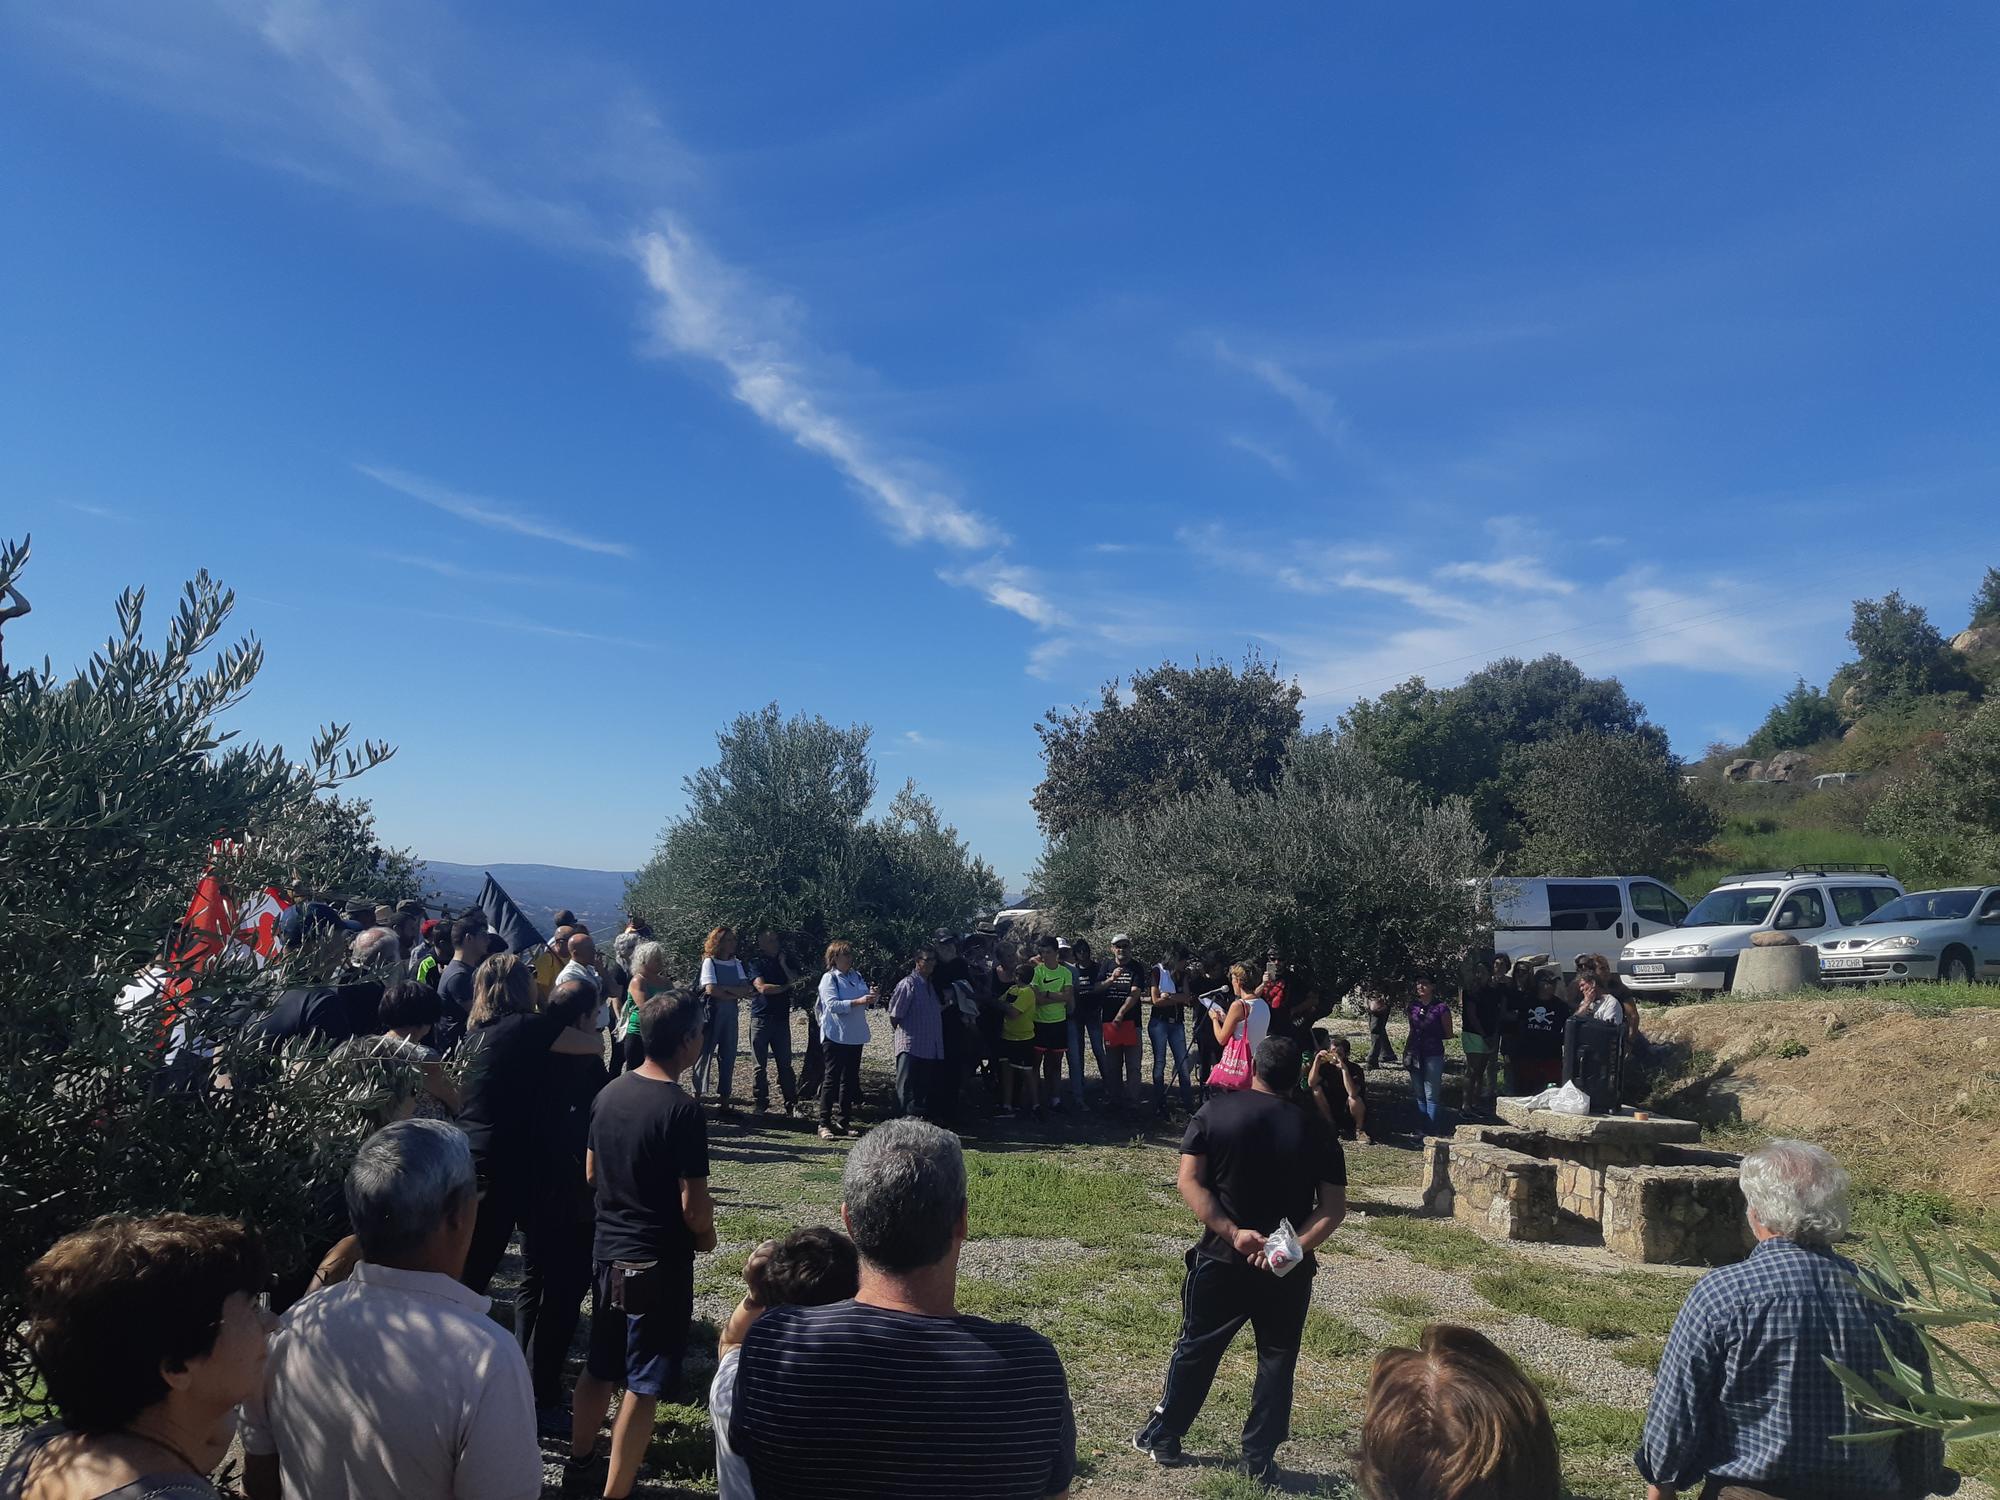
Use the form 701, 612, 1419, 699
2, 898, 1960, 1500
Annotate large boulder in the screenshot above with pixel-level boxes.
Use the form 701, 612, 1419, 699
1952, 625, 2000, 688
1724, 757, 1764, 783
1766, 750, 1811, 783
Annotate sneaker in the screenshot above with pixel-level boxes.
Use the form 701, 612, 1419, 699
817, 1125, 837, 1141
1131, 1430, 1184, 1467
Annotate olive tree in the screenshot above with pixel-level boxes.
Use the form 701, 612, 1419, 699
0, 537, 409, 1415
1042, 733, 1490, 991
626, 703, 1000, 978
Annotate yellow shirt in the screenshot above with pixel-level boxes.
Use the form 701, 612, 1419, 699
1031, 964, 1072, 1025
1001, 984, 1038, 1041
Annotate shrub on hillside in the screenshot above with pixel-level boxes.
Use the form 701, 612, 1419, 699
1745, 679, 1843, 757
1866, 699, 2000, 886
1823, 692, 1978, 775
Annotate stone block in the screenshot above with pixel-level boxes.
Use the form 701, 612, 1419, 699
1444, 1140, 1559, 1242
1601, 1163, 1754, 1265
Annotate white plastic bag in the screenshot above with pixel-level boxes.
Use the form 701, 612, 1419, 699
1549, 1080, 1591, 1116
1263, 1218, 1304, 1277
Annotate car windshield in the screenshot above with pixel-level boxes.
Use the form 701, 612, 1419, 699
1863, 889, 1978, 924
1682, 886, 1779, 928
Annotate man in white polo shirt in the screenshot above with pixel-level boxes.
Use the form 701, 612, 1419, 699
241, 1119, 542, 1500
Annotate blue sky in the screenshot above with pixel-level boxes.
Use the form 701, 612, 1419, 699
5, 2, 1998, 888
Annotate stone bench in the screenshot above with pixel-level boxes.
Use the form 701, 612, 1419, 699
1427, 1138, 1560, 1242
1600, 1162, 1753, 1264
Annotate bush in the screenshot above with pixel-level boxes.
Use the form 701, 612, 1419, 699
1866, 700, 2000, 887
1825, 693, 1978, 775
1746, 679, 1843, 757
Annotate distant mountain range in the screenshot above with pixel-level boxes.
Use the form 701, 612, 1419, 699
420, 860, 633, 940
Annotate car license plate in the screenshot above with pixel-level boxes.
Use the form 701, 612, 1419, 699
1823, 956, 1864, 970
1633, 963, 1666, 975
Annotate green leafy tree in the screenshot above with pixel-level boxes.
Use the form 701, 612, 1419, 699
1511, 732, 1718, 875
1843, 590, 1977, 709
1032, 653, 1302, 838
1040, 734, 1490, 993
1746, 678, 1844, 757
1865, 699, 2000, 885
1339, 654, 1669, 854
626, 703, 999, 977
0, 537, 409, 1415
1970, 567, 2000, 630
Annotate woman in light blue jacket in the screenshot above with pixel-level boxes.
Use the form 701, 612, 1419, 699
816, 940, 874, 1140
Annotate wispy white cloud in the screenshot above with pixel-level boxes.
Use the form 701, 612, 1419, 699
1435, 557, 1576, 595
357, 464, 632, 557
1225, 433, 1295, 480
1212, 338, 1347, 441
938, 561, 1066, 629
902, 729, 940, 748
403, 607, 663, 652
634, 226, 1001, 551
66, 500, 129, 521
1026, 638, 1076, 679
374, 550, 615, 593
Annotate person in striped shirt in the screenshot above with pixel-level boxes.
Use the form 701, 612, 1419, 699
726, 1120, 1075, 1500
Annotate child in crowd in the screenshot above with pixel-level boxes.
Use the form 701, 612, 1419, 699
997, 961, 1041, 1119
711, 1226, 864, 1500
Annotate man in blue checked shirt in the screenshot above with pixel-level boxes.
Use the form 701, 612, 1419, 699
1637, 1139, 1954, 1500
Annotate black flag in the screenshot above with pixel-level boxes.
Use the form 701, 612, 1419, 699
476, 874, 546, 955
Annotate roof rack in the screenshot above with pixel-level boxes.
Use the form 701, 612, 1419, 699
1723, 864, 1895, 880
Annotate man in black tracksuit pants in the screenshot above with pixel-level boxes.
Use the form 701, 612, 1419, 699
1133, 1036, 1348, 1481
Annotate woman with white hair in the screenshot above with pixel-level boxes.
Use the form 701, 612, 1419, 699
622, 940, 672, 1076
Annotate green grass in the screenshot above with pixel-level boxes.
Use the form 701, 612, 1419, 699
963, 1149, 1189, 1246
1670, 980, 2000, 1013
1550, 1401, 1646, 1494
1368, 1291, 1438, 1322
1472, 1262, 1686, 1357
1674, 823, 1906, 900
1358, 1215, 1494, 1271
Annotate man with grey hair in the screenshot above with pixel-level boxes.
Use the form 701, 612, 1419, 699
1638, 1139, 1951, 1500
241, 1120, 541, 1500
725, 1118, 1075, 1498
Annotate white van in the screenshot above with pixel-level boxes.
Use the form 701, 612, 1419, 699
1487, 876, 1693, 975
1616, 865, 1904, 993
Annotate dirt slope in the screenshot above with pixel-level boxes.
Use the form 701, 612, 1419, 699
1644, 998, 2000, 1209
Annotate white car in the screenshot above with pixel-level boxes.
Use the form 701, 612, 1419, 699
1617, 866, 1904, 993
1816, 886, 2000, 985
1486, 875, 1693, 974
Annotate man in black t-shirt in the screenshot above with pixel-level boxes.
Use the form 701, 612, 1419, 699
728, 1119, 1074, 1500
1134, 1036, 1347, 1483
434, 918, 492, 1053
747, 931, 800, 1115
929, 934, 974, 1128
570, 989, 714, 1499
